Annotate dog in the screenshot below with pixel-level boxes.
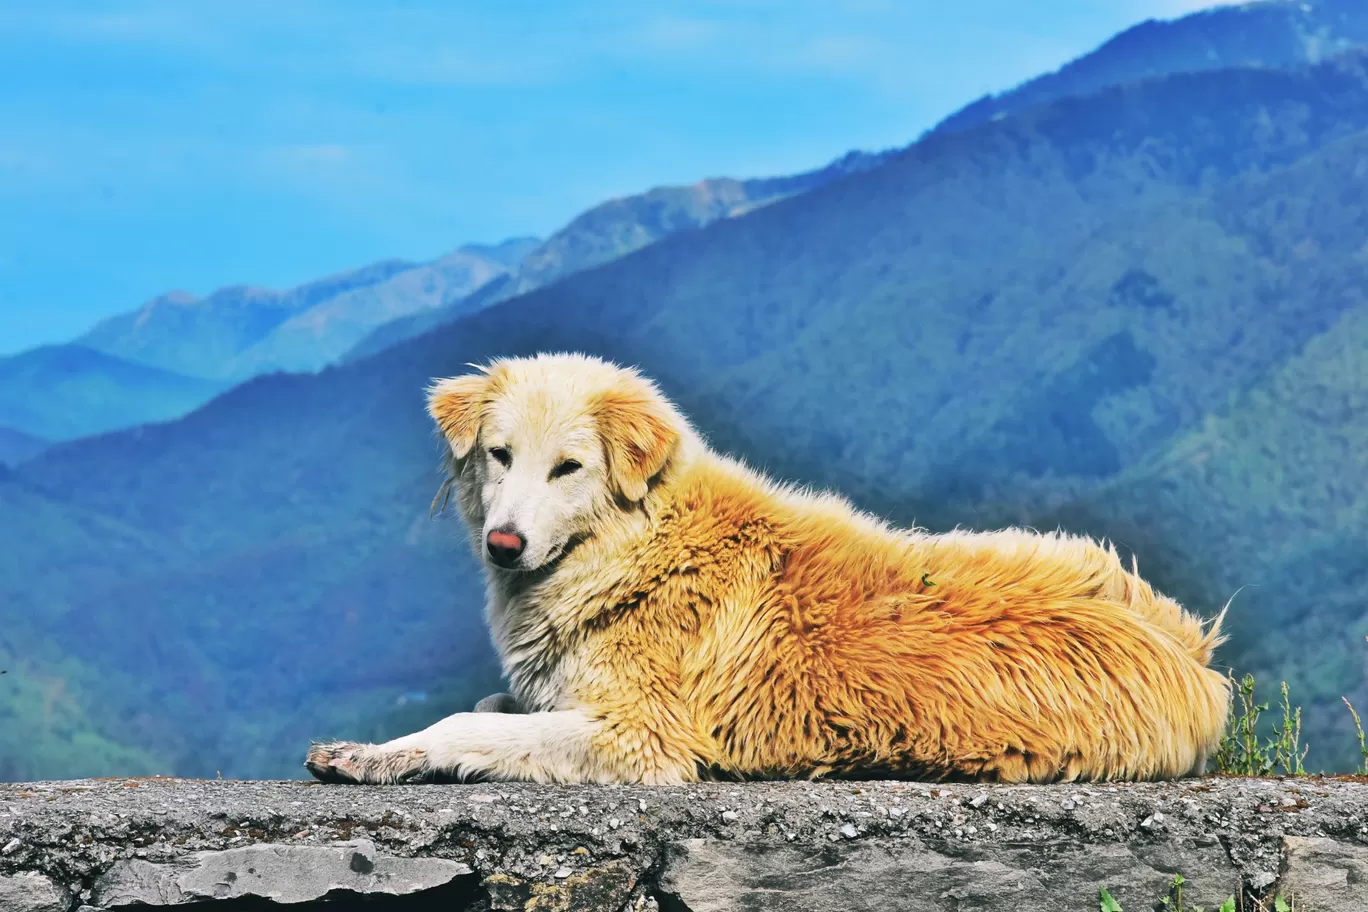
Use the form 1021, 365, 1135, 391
306, 353, 1229, 785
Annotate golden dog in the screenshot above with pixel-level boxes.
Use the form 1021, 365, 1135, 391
306, 353, 1229, 784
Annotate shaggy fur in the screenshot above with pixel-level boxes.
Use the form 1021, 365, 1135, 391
306, 353, 1229, 785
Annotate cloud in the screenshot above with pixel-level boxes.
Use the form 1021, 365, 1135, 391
633, 16, 722, 50
792, 34, 886, 71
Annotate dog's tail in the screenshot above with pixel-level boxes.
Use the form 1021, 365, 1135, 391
1118, 550, 1228, 667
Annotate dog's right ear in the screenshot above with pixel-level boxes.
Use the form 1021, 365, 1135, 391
426, 373, 489, 458
595, 385, 679, 503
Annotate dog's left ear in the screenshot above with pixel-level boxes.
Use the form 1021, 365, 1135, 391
595, 387, 679, 502
427, 373, 489, 457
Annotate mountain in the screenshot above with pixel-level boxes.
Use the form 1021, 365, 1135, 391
344, 151, 892, 361
218, 239, 540, 377
5, 49, 1368, 779
0, 243, 535, 448
72, 147, 892, 387
0, 345, 226, 442
349, 0, 1368, 364
78, 259, 418, 380
0, 427, 48, 466
934, 0, 1368, 135
7, 150, 888, 450
74, 240, 537, 383
1052, 295, 1368, 762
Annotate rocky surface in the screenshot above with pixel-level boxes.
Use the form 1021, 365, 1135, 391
1, 777, 1366, 910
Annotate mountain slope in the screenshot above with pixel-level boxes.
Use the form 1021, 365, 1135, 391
344, 151, 892, 360
1051, 271, 1368, 765
0, 345, 226, 442
221, 239, 540, 377
935, 0, 1368, 134
0, 427, 47, 466
78, 259, 417, 380
38, 52, 1368, 544
7, 52, 1368, 778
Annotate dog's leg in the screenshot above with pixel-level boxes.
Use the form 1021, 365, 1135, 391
306, 709, 684, 785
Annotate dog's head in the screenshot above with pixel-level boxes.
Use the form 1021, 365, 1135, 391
426, 353, 685, 572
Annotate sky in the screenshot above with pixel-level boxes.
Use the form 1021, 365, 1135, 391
0, 0, 1233, 354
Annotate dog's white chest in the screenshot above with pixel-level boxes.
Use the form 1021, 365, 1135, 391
487, 590, 573, 713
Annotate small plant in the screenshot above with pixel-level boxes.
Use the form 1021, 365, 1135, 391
1343, 695, 1368, 775
1271, 681, 1308, 776
1100, 878, 1242, 912
1214, 673, 1273, 776
1158, 874, 1186, 910
1099, 875, 1291, 912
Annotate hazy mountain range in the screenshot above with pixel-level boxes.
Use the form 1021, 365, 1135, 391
344, 149, 892, 360
8, 0, 1363, 459
0, 153, 890, 462
0, 346, 225, 444
3, 0, 1368, 780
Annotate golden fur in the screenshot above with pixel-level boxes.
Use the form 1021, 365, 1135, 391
306, 353, 1229, 785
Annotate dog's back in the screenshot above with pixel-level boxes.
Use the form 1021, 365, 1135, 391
643, 459, 1230, 783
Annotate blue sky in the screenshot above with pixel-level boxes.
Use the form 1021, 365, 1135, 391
0, 0, 1230, 354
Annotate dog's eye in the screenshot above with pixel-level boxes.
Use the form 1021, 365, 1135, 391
550, 459, 582, 480
488, 446, 512, 467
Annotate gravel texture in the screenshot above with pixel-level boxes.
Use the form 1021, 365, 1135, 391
1, 776, 1366, 910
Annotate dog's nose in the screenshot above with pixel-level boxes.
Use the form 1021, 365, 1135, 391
486, 528, 526, 568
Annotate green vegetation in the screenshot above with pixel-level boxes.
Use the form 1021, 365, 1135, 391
1211, 675, 1309, 778
1344, 697, 1368, 775
1099, 878, 1292, 911
1213, 675, 1272, 778
1271, 683, 1309, 778
1209, 668, 1368, 778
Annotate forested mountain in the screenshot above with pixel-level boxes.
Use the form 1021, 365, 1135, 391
0, 428, 49, 466
935, 0, 1368, 134
344, 151, 891, 361
5, 47, 1368, 778
0, 345, 225, 444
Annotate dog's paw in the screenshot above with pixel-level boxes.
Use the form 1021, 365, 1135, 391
306, 741, 431, 784
305, 741, 368, 784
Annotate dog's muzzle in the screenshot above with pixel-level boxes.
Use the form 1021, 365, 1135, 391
486, 527, 526, 569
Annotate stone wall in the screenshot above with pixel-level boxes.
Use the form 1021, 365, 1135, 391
1, 776, 1366, 911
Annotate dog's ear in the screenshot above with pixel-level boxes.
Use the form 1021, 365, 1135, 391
427, 373, 489, 458
595, 387, 679, 502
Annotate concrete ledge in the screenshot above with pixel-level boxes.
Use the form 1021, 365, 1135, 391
1, 777, 1366, 910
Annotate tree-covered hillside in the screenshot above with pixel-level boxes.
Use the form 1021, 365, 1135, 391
343, 150, 892, 361
5, 50, 1368, 779
0, 345, 226, 443
935, 0, 1368, 134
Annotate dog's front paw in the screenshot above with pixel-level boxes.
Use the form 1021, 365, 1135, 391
305, 741, 368, 783
305, 741, 431, 784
